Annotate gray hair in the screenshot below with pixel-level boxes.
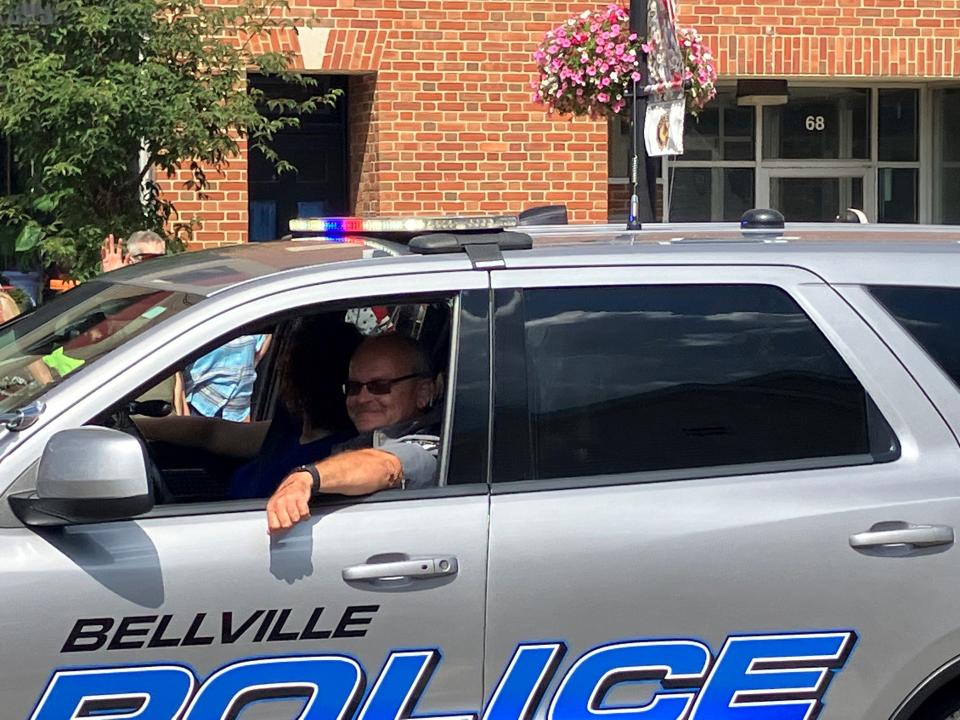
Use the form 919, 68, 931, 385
126, 230, 166, 256
355, 333, 434, 377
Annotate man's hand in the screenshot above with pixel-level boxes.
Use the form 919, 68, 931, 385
100, 234, 129, 273
266, 450, 404, 534
266, 471, 313, 534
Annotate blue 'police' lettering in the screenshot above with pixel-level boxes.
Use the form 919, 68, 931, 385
30, 631, 858, 720
548, 640, 711, 720
30, 665, 194, 720
689, 632, 857, 720
181, 655, 364, 720
482, 643, 566, 720
359, 650, 476, 720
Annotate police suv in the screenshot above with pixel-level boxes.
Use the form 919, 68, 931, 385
4, 211, 960, 720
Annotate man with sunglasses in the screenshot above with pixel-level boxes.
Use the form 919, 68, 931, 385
100, 230, 167, 271
266, 332, 440, 534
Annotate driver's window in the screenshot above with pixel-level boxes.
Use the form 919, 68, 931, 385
103, 296, 454, 506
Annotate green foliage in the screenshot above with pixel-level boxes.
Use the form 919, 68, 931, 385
0, 0, 340, 278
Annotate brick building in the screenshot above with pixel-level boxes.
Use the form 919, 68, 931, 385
160, 1, 960, 249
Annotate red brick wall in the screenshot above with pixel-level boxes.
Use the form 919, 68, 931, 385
349, 73, 380, 216
689, 0, 960, 77
607, 181, 663, 224
160, 137, 249, 250
160, 1, 960, 247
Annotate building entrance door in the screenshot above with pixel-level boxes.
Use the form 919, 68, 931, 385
247, 75, 348, 241
759, 168, 874, 222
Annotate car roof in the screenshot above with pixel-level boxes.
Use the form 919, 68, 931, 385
517, 222, 960, 285
102, 222, 960, 296
103, 240, 375, 296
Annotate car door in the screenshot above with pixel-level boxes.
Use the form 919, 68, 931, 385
483, 264, 960, 720
0, 271, 492, 719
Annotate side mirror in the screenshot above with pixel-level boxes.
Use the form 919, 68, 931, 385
9, 427, 153, 526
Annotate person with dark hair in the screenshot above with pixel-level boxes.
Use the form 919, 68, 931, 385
265, 332, 441, 533
227, 316, 362, 499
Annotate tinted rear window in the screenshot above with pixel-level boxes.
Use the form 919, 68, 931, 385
870, 285, 960, 386
518, 284, 894, 481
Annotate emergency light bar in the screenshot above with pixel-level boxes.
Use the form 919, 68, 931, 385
288, 215, 519, 235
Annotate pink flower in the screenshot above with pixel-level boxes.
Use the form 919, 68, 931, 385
533, 11, 718, 119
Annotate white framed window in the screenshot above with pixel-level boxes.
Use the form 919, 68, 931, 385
608, 83, 941, 224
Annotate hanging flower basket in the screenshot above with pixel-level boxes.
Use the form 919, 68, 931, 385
671, 27, 718, 115
531, 3, 718, 118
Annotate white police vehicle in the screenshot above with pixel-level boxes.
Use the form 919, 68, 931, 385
3, 210, 960, 720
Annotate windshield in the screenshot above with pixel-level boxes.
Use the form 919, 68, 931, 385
0, 281, 199, 413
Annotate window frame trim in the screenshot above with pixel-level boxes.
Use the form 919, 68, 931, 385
0, 270, 493, 527
489, 452, 885, 496
612, 84, 930, 222
488, 264, 929, 493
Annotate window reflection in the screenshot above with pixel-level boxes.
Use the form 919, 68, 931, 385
669, 168, 754, 222
522, 285, 883, 481
879, 89, 919, 162
763, 88, 869, 160
933, 88, 960, 224
681, 91, 754, 162
878, 168, 918, 223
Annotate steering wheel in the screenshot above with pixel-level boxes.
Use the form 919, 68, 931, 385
106, 401, 174, 505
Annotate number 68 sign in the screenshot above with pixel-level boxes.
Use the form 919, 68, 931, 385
805, 115, 826, 131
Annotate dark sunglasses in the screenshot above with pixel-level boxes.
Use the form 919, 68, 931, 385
129, 252, 165, 263
343, 373, 425, 397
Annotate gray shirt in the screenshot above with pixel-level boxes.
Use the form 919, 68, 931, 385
335, 410, 441, 489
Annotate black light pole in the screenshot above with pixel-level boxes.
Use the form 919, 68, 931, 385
627, 0, 657, 228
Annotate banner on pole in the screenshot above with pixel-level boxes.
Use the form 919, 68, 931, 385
644, 98, 684, 156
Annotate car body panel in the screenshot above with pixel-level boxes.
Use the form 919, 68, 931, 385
485, 262, 960, 720
3, 496, 489, 720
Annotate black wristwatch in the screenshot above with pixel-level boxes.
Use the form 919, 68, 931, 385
295, 464, 322, 496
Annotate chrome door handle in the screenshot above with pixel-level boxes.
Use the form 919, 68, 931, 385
342, 555, 458, 582
849, 522, 954, 549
